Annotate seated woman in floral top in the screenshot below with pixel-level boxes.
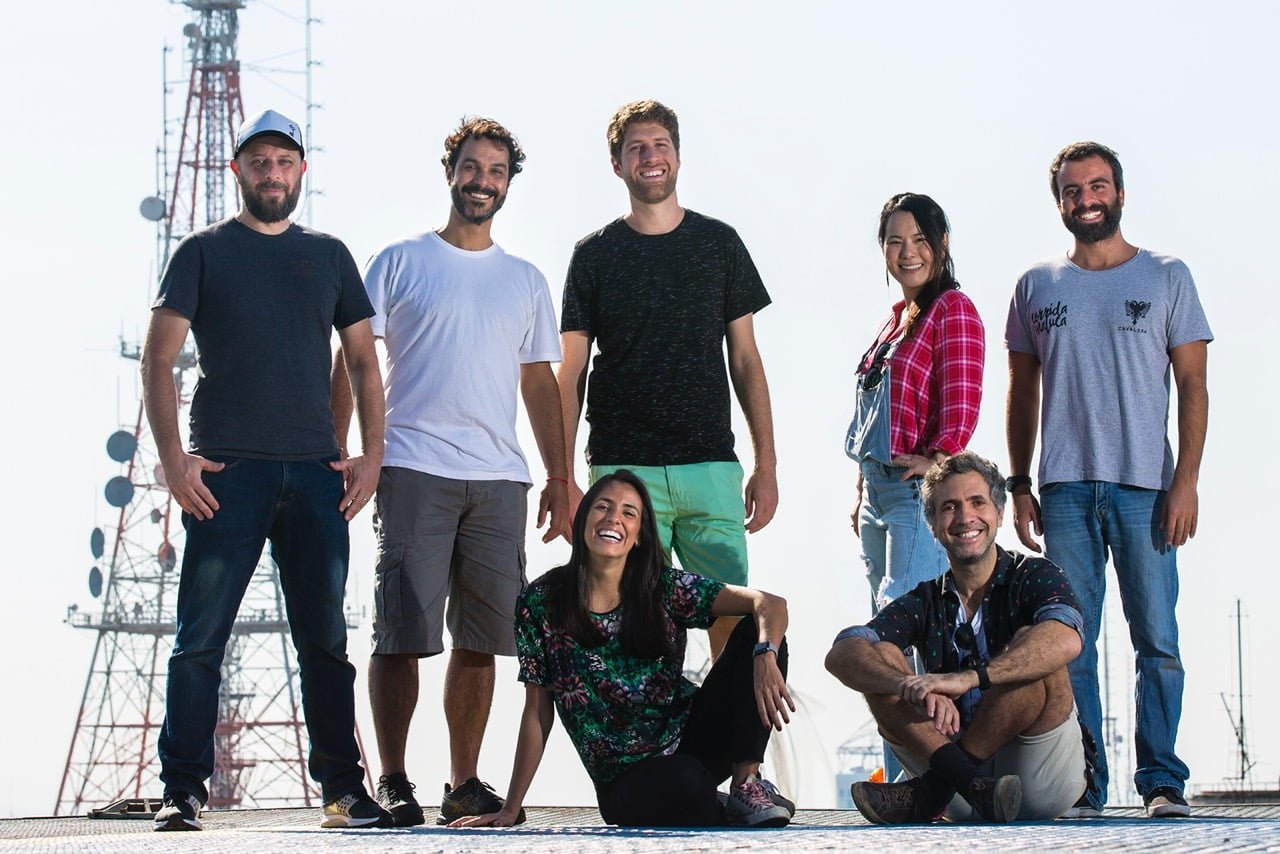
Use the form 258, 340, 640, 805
450, 469, 795, 828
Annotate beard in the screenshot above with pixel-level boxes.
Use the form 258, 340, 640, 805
621, 170, 677, 205
240, 177, 302, 224
451, 182, 506, 225
1062, 200, 1122, 243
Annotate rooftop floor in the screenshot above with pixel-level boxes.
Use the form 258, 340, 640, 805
4, 804, 1280, 852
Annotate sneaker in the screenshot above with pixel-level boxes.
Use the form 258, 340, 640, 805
725, 775, 791, 827
438, 778, 525, 826
1144, 787, 1191, 818
1062, 792, 1103, 818
963, 775, 1022, 823
376, 773, 425, 827
851, 777, 946, 825
321, 791, 395, 828
758, 775, 796, 817
154, 792, 202, 831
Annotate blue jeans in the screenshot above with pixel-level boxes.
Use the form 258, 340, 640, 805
859, 461, 947, 782
158, 456, 365, 804
1040, 480, 1189, 806
859, 461, 948, 610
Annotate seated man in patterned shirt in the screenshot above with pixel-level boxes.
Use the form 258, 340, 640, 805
825, 451, 1089, 824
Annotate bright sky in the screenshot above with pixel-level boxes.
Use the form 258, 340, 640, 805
2, 0, 1276, 819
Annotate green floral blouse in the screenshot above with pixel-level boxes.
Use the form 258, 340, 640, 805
515, 567, 724, 784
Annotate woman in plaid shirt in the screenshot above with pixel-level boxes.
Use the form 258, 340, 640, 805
846, 193, 986, 611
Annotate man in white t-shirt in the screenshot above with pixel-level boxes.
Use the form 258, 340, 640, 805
333, 117, 569, 827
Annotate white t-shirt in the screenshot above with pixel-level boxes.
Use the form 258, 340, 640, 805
365, 231, 561, 482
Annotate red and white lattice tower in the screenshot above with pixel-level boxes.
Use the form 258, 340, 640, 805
56, 0, 362, 815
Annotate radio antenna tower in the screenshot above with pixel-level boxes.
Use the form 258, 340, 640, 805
55, 0, 362, 816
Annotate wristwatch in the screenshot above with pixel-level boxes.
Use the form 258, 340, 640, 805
972, 663, 992, 691
753, 641, 779, 658
1005, 475, 1033, 492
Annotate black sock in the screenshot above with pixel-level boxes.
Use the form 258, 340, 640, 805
916, 770, 955, 808
928, 743, 979, 792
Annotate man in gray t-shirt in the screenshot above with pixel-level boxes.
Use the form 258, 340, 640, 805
1005, 142, 1211, 820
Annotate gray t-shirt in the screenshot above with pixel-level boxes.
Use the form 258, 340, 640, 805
1005, 249, 1212, 491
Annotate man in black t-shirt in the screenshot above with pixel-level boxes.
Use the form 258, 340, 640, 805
558, 100, 777, 659
142, 109, 391, 831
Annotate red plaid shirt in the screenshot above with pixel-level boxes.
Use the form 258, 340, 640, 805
858, 289, 985, 458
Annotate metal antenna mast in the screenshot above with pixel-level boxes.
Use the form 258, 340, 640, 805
57, 0, 362, 816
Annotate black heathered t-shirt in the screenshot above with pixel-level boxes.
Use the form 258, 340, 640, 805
561, 210, 771, 466
153, 217, 374, 460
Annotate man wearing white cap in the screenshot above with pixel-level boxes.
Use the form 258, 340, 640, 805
143, 108, 393, 831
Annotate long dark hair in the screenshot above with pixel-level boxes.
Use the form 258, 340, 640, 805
545, 470, 674, 659
877, 192, 960, 337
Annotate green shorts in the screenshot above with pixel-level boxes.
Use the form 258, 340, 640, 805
589, 461, 748, 586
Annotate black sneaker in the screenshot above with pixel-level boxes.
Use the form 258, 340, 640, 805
1144, 787, 1191, 818
376, 773, 425, 827
320, 791, 395, 828
154, 792, 203, 831
963, 775, 1022, 823
851, 777, 947, 825
438, 778, 525, 826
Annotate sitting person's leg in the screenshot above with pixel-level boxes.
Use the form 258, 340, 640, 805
595, 754, 720, 827
677, 617, 792, 826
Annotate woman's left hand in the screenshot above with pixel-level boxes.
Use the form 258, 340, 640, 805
753, 653, 796, 731
892, 454, 937, 479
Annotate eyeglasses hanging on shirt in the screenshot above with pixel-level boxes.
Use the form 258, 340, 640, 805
859, 340, 894, 391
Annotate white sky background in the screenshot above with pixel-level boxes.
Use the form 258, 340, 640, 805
1, 0, 1276, 818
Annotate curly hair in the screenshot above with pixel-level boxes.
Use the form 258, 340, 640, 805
606, 100, 680, 161
921, 451, 1006, 527
441, 116, 525, 179
1048, 141, 1123, 201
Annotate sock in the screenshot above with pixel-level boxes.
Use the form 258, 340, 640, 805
928, 743, 979, 792
914, 770, 956, 817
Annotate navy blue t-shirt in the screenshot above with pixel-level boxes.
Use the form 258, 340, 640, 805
153, 217, 373, 459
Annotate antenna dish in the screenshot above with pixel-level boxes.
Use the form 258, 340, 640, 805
106, 430, 137, 463
104, 476, 135, 508
139, 196, 166, 222
88, 567, 103, 598
183, 22, 201, 39
157, 541, 177, 573
90, 527, 105, 559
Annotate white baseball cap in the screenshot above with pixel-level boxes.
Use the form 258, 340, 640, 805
235, 109, 305, 158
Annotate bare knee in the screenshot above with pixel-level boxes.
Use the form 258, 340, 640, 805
451, 648, 495, 669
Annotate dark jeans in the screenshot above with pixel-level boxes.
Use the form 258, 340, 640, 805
596, 617, 789, 826
157, 456, 365, 804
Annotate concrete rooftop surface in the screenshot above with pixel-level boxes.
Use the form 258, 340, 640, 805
4, 804, 1280, 852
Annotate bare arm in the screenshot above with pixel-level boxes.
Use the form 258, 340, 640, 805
140, 308, 224, 519
450, 685, 554, 827
726, 313, 778, 533
330, 346, 354, 455
330, 320, 385, 520
901, 620, 1082, 703
1006, 350, 1044, 552
521, 361, 571, 544
555, 331, 592, 525
712, 584, 794, 729
825, 636, 911, 696
1164, 340, 1209, 546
